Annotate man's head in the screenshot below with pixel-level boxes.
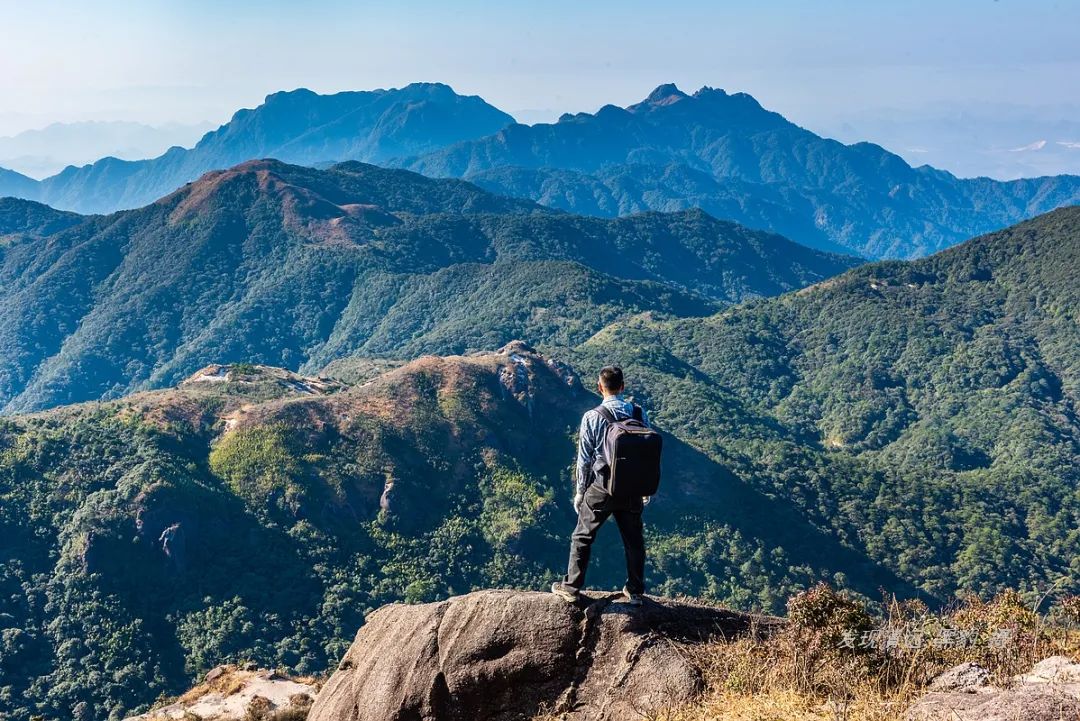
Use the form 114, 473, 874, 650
597, 366, 625, 396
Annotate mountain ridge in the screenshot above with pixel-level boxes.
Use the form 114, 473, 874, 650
403, 83, 1080, 258
0, 159, 854, 413
0, 165, 38, 199
0, 83, 515, 214
3, 82, 1079, 259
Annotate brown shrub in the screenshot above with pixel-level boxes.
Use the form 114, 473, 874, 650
1057, 595, 1080, 627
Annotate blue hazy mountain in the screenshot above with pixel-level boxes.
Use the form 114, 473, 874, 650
3, 83, 515, 214
0, 120, 214, 179
403, 84, 1080, 259
4, 83, 1078, 258
0, 166, 38, 200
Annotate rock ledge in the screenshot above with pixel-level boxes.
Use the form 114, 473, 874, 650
309, 589, 767, 721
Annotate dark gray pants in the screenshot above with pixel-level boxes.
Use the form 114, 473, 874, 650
564, 482, 646, 594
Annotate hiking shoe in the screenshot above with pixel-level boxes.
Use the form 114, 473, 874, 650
621, 586, 644, 606
551, 582, 580, 603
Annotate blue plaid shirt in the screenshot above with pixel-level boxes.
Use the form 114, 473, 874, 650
576, 395, 650, 494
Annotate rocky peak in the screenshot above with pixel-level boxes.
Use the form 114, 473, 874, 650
495, 339, 537, 356
624, 84, 690, 115
180, 363, 344, 397
640, 83, 689, 107
692, 85, 728, 100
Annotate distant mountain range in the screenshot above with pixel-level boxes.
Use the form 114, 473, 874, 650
0, 120, 214, 179
0, 160, 854, 413
1, 82, 1077, 258
403, 84, 1080, 258
0, 83, 514, 214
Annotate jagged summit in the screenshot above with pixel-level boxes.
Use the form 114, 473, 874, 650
692, 85, 728, 98
626, 84, 772, 118
635, 82, 690, 108
406, 84, 1080, 259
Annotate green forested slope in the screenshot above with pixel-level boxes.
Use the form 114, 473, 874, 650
568, 206, 1080, 600
0, 348, 906, 720
0, 197, 83, 237
1, 208, 1077, 719
0, 160, 855, 413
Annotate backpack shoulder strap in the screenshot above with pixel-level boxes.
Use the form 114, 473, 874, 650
594, 404, 617, 423
631, 404, 643, 422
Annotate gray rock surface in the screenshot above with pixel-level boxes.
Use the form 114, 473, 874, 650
909, 656, 1080, 721
123, 665, 317, 720
928, 662, 990, 692
1019, 656, 1080, 685
308, 589, 764, 721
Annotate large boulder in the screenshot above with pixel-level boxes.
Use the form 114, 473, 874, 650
308, 589, 764, 721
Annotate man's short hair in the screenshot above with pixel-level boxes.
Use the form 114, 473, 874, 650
599, 366, 625, 393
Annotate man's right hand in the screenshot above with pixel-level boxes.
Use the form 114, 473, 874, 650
573, 491, 583, 514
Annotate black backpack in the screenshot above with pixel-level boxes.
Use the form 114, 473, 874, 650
591, 405, 663, 498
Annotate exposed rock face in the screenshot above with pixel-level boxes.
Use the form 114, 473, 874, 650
909, 656, 1080, 721
309, 589, 764, 721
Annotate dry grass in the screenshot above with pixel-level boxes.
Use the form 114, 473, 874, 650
654, 586, 1080, 721
176, 666, 251, 705
660, 688, 907, 721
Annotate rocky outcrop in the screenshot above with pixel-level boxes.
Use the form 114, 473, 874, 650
926, 661, 991, 692
308, 589, 767, 721
124, 665, 317, 720
909, 656, 1080, 721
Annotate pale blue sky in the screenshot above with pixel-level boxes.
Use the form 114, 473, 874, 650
0, 0, 1078, 137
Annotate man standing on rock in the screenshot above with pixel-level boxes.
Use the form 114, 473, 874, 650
552, 366, 662, 607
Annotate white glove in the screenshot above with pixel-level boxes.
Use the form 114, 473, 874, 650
642, 496, 651, 507
573, 491, 583, 514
